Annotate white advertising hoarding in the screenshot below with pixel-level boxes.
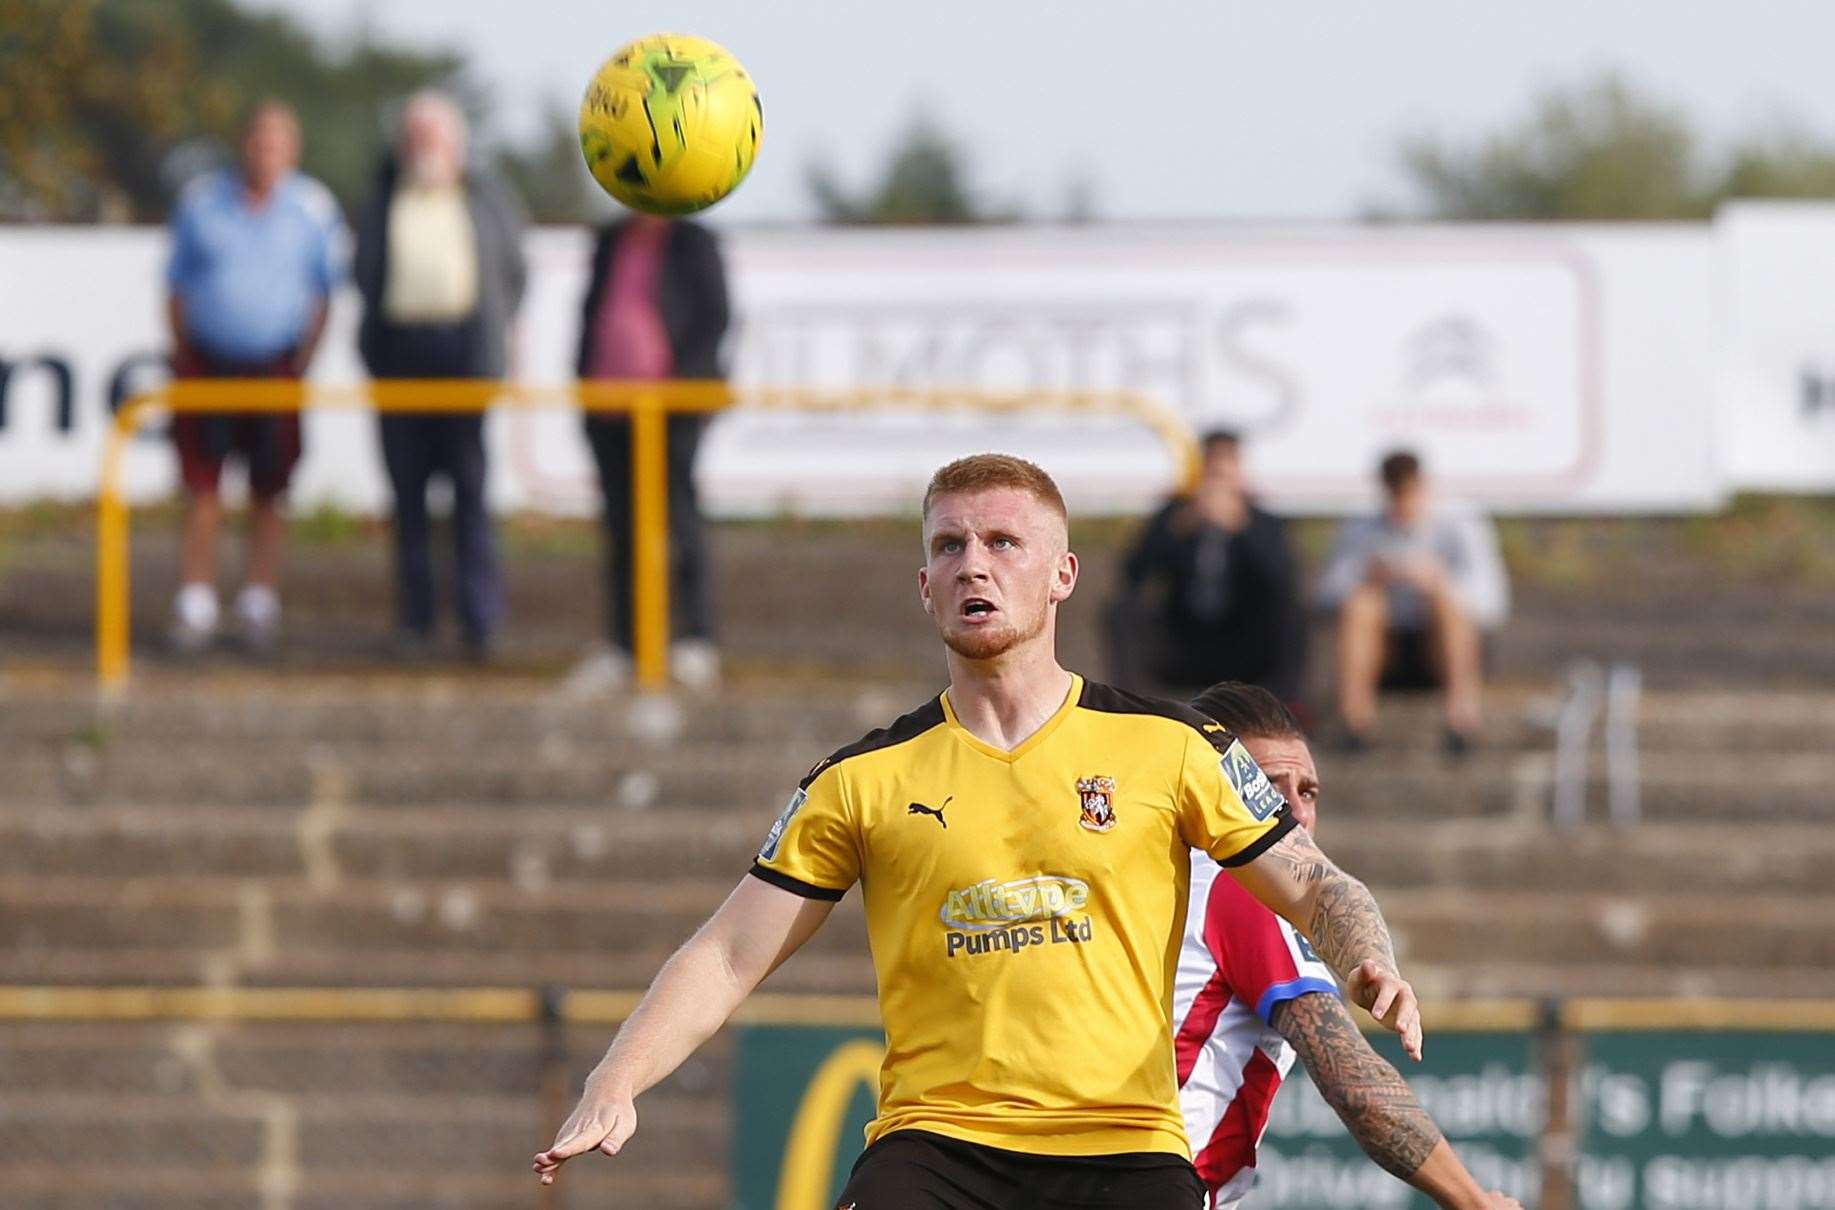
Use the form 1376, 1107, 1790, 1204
0, 220, 1736, 516
1720, 202, 1835, 492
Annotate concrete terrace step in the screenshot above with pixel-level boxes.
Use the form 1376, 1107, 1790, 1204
0, 1171, 719, 1210
5, 875, 1830, 983
0, 1093, 722, 1206
1405, 962, 1835, 1002
0, 876, 799, 954
0, 678, 934, 746
1383, 889, 1835, 970
1499, 614, 1835, 688
1313, 821, 1835, 896
5, 745, 820, 810
3, 809, 1832, 896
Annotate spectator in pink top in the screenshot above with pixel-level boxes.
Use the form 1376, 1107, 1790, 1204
568, 215, 730, 693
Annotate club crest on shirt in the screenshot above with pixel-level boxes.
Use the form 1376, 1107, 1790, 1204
1076, 775, 1117, 833
1221, 740, 1287, 821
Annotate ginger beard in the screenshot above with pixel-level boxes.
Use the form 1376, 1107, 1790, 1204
919, 488, 1075, 663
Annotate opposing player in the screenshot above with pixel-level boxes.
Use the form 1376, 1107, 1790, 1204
1178, 682, 1520, 1209
535, 454, 1425, 1208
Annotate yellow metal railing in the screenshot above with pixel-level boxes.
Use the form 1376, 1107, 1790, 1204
17, 986, 1835, 1033
98, 381, 1201, 691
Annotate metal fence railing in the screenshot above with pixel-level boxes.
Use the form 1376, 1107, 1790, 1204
97, 381, 1201, 693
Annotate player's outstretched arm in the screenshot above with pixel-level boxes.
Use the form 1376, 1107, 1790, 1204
1230, 826, 1424, 1059
1273, 992, 1522, 1210
532, 875, 835, 1185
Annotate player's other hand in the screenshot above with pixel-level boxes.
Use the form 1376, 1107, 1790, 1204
532, 1083, 638, 1185
1345, 958, 1424, 1061
1476, 1192, 1524, 1209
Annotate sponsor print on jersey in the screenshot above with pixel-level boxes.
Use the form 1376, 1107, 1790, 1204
938, 874, 1096, 957
757, 787, 808, 861
1221, 741, 1287, 821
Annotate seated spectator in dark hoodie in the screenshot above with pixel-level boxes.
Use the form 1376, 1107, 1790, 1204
1107, 429, 1307, 708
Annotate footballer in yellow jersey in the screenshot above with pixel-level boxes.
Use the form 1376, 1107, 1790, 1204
537, 454, 1425, 1210
752, 674, 1290, 1159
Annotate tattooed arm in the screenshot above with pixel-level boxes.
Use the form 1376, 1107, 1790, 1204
1230, 824, 1424, 1059
1273, 992, 1517, 1209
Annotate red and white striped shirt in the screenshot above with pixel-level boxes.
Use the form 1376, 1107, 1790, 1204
1173, 849, 1339, 1208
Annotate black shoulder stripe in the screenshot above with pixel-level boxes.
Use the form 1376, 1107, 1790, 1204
1077, 678, 1238, 754
748, 863, 847, 902
1216, 810, 1297, 868
799, 694, 947, 789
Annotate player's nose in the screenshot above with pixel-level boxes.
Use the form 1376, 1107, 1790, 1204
954, 544, 992, 580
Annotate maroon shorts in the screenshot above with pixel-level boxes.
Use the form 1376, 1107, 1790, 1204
170, 347, 303, 501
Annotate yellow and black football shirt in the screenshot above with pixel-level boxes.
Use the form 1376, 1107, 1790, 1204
749, 673, 1295, 1159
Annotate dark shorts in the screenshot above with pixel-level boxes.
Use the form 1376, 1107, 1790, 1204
1379, 627, 1442, 691
835, 1130, 1206, 1210
169, 347, 303, 500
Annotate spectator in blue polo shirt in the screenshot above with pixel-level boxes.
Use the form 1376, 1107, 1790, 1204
166, 100, 342, 654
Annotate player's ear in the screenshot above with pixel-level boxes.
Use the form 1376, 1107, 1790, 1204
918, 566, 934, 615
1049, 550, 1078, 604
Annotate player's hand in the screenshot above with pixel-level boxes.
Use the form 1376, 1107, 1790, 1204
1345, 958, 1423, 1061
1477, 1192, 1524, 1209
532, 1083, 638, 1185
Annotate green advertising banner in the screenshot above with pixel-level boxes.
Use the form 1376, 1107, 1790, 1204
732, 1023, 883, 1210
730, 1025, 1541, 1210
1574, 1030, 1835, 1210
731, 1021, 1835, 1210
1250, 1031, 1541, 1208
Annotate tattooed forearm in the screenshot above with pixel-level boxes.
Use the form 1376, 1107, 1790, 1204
1258, 827, 1398, 982
1273, 992, 1442, 1181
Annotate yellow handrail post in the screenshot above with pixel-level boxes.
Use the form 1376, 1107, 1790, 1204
92, 380, 1186, 688
630, 392, 672, 690
97, 395, 152, 693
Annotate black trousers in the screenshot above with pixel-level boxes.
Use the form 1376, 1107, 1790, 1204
836, 1130, 1206, 1210
378, 415, 499, 641
1103, 594, 1305, 705
582, 413, 713, 652
369, 322, 501, 641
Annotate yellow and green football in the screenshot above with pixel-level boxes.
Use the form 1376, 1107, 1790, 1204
578, 33, 762, 215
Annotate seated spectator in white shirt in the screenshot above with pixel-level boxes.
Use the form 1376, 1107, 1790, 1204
1315, 451, 1509, 755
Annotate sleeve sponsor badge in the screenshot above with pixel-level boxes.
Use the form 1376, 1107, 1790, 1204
1222, 740, 1287, 821
757, 787, 808, 861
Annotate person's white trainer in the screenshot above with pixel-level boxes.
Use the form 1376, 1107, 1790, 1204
235, 584, 281, 655
670, 638, 722, 690
168, 583, 219, 655
561, 644, 633, 699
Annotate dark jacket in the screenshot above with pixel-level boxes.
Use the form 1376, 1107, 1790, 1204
353, 158, 528, 378
575, 219, 729, 381
1121, 497, 1307, 696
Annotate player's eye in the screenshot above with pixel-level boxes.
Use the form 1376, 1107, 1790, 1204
990, 536, 1015, 550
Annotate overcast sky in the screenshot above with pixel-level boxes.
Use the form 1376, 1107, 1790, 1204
251, 0, 1835, 225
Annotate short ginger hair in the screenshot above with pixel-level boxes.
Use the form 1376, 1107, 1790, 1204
922, 453, 1068, 523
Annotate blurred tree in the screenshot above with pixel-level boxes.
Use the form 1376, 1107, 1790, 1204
808, 113, 1014, 224
1400, 75, 1704, 220
1399, 73, 1835, 221
0, 0, 479, 222
496, 103, 601, 225
1714, 128, 1835, 201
